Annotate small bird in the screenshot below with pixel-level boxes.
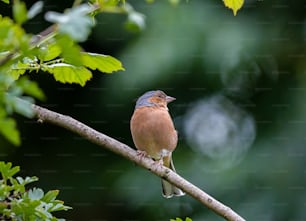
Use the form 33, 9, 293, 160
130, 90, 185, 198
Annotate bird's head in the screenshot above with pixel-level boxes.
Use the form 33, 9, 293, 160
135, 90, 176, 109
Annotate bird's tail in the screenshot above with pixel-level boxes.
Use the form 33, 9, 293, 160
161, 156, 185, 198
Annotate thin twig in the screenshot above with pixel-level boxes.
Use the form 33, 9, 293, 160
32, 104, 246, 221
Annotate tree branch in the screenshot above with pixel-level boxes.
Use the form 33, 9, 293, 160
32, 104, 246, 221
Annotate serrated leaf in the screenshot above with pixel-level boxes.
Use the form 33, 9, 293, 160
44, 63, 92, 86
13, 0, 28, 24
0, 115, 20, 146
45, 4, 94, 42
223, 0, 244, 16
27, 1, 43, 20
81, 52, 125, 74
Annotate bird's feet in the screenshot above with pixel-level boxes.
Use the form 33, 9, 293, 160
136, 150, 148, 159
156, 157, 164, 165
152, 157, 164, 170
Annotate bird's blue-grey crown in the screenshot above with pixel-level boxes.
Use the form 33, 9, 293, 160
135, 90, 159, 108
135, 90, 175, 109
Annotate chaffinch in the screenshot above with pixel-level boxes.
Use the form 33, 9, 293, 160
130, 90, 185, 198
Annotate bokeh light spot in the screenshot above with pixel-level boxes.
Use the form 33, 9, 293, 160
184, 95, 256, 168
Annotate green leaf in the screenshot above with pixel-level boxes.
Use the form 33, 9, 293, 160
0, 17, 30, 53
0, 114, 20, 146
1, 0, 10, 4
9, 67, 27, 80
44, 63, 92, 86
27, 1, 43, 20
16, 77, 45, 101
4, 94, 34, 118
9, 56, 39, 79
45, 4, 94, 42
13, 0, 28, 24
0, 162, 20, 180
42, 190, 59, 203
16, 176, 39, 185
9, 196, 41, 217
81, 52, 125, 74
0, 201, 8, 211
223, 0, 244, 16
10, 177, 26, 194
39, 43, 61, 62
0, 184, 13, 201
92, 0, 121, 7
56, 35, 82, 65
170, 218, 192, 221
49, 202, 72, 212
0, 161, 71, 219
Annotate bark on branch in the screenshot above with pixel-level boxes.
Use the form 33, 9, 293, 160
32, 104, 246, 221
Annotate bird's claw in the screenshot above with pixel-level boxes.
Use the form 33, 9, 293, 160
136, 150, 148, 158
153, 157, 164, 169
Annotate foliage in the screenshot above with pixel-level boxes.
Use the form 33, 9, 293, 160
0, 0, 244, 146
223, 0, 244, 16
170, 217, 192, 221
0, 161, 71, 220
0, 0, 130, 146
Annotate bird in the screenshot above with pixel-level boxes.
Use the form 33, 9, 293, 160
130, 90, 185, 198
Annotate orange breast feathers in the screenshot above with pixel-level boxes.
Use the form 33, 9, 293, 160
130, 106, 178, 160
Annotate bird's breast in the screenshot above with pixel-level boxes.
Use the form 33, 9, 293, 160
130, 107, 178, 159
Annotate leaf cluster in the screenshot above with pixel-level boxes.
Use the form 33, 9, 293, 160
0, 161, 71, 220
0, 0, 130, 145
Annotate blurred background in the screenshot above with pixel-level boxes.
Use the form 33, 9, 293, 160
1, 0, 306, 220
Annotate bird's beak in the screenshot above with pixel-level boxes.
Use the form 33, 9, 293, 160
166, 96, 176, 103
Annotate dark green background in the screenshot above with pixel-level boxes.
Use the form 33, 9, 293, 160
1, 0, 306, 220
